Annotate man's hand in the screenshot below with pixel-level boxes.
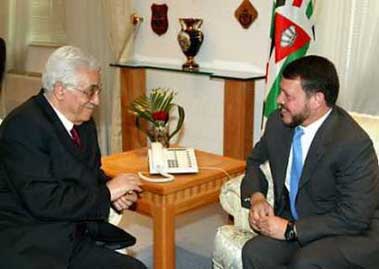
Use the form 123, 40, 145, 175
106, 173, 142, 201
255, 216, 288, 240
248, 192, 274, 231
112, 191, 138, 211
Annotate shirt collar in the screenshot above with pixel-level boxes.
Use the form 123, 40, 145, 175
300, 108, 333, 136
44, 95, 74, 135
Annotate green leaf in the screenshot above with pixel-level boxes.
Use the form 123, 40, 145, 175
169, 104, 185, 140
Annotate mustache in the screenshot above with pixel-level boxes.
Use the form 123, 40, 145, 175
85, 103, 97, 109
278, 104, 287, 111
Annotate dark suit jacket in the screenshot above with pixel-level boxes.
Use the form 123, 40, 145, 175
0, 91, 113, 269
241, 107, 379, 266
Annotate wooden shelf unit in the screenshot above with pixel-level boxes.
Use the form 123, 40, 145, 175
112, 61, 265, 160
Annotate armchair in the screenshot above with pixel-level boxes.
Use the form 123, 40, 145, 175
212, 112, 379, 269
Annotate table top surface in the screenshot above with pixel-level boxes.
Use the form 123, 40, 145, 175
102, 147, 246, 195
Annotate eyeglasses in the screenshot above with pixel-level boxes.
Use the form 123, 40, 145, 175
70, 84, 102, 99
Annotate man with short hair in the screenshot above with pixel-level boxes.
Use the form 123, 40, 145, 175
0, 46, 146, 269
241, 55, 379, 268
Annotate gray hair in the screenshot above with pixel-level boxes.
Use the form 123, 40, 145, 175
42, 46, 100, 92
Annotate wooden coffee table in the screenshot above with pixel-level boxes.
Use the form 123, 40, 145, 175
102, 147, 245, 269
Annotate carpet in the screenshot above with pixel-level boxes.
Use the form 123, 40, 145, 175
119, 203, 228, 268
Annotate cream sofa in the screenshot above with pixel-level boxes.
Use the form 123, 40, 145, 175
212, 112, 379, 269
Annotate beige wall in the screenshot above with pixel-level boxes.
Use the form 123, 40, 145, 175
130, 0, 272, 154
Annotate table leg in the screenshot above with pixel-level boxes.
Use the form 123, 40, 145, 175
152, 204, 175, 269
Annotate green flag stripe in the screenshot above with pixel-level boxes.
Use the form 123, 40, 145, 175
264, 76, 281, 117
306, 0, 314, 19
264, 43, 310, 117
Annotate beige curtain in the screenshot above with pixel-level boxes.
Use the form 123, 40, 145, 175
64, 0, 115, 153
0, 0, 67, 117
1, 0, 30, 117
309, 0, 379, 115
346, 1, 379, 115
102, 0, 137, 153
66, 0, 138, 154
29, 0, 67, 44
3, 0, 30, 72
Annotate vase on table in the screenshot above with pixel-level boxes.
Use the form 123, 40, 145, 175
177, 18, 204, 70
149, 123, 170, 148
129, 88, 186, 149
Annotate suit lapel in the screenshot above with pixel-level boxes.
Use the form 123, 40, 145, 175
299, 110, 337, 189
34, 90, 86, 161
299, 135, 326, 189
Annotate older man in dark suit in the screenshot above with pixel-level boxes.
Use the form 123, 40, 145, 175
241, 55, 379, 268
0, 46, 146, 269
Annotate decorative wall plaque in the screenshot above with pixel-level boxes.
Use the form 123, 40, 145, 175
151, 4, 169, 36
235, 0, 258, 29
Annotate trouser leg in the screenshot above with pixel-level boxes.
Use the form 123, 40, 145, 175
242, 234, 299, 269
289, 236, 358, 269
69, 237, 146, 269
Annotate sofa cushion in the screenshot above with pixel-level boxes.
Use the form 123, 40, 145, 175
350, 112, 379, 159
213, 225, 255, 269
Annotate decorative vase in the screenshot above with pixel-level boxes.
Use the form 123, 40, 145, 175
130, 88, 186, 148
177, 18, 204, 70
149, 124, 169, 148
135, 104, 185, 148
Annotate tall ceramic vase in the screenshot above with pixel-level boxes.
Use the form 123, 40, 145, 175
177, 18, 204, 70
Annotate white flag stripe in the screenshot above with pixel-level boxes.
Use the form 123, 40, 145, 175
276, 2, 314, 39
265, 51, 285, 99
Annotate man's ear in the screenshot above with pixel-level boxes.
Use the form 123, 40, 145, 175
53, 82, 65, 100
311, 91, 326, 108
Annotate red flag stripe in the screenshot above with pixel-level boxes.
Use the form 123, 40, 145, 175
274, 13, 311, 62
293, 0, 303, 7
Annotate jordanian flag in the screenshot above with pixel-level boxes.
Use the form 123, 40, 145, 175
264, 0, 315, 118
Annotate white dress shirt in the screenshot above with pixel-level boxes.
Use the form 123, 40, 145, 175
285, 109, 332, 191
44, 95, 74, 137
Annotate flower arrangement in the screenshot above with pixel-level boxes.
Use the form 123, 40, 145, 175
128, 88, 185, 147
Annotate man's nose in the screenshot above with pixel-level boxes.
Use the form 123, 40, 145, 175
91, 93, 100, 106
277, 92, 284, 105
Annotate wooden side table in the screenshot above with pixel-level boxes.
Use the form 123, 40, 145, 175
102, 148, 246, 269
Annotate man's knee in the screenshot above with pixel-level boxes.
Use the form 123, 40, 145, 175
289, 255, 318, 269
288, 246, 346, 269
242, 239, 267, 269
242, 239, 257, 269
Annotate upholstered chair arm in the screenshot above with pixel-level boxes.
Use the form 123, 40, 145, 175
350, 112, 379, 159
219, 162, 274, 232
219, 174, 253, 232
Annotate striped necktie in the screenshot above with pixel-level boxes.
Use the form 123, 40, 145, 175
70, 127, 81, 148
289, 126, 304, 220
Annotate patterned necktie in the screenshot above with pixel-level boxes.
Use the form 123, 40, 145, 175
70, 127, 81, 148
289, 127, 304, 220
